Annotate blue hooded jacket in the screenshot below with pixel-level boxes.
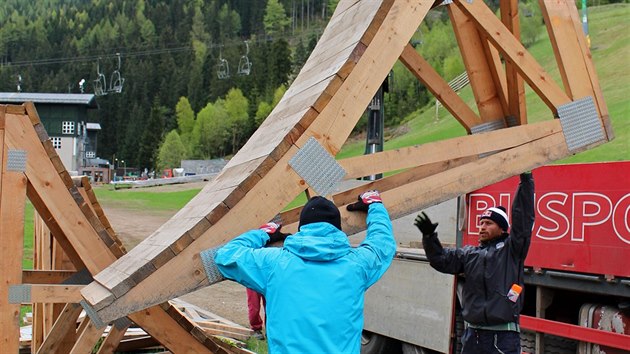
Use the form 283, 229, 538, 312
214, 202, 396, 354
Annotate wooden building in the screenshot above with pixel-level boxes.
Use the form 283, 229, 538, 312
0, 92, 110, 182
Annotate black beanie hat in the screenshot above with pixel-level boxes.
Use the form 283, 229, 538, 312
480, 206, 510, 232
299, 196, 342, 231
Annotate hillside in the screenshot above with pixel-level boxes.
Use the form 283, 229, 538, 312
339, 4, 629, 164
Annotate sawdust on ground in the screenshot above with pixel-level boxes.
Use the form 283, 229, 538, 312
98, 181, 252, 329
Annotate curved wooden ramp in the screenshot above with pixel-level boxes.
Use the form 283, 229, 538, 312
82, 0, 612, 327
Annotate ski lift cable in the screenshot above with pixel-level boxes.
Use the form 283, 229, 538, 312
3, 27, 324, 69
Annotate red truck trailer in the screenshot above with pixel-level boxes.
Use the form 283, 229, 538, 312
362, 161, 630, 353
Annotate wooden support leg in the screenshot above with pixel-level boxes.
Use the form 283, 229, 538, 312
95, 323, 129, 354
500, 0, 527, 124
448, 3, 506, 122
36, 303, 82, 354
0, 106, 28, 353
70, 318, 106, 354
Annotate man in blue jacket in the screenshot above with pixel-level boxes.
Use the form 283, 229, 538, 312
201, 190, 396, 354
415, 172, 535, 354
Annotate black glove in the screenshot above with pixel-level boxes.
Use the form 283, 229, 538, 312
259, 222, 291, 245
414, 212, 438, 237
346, 190, 382, 212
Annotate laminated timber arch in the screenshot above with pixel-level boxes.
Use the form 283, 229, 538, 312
81, 0, 612, 333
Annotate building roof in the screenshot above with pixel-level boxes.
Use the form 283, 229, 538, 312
0, 92, 98, 108
86, 122, 102, 130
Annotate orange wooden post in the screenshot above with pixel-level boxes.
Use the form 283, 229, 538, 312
0, 106, 29, 352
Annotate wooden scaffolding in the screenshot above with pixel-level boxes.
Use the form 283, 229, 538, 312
0, 104, 238, 352
1, 0, 612, 352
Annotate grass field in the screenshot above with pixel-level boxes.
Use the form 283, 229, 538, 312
338, 4, 629, 163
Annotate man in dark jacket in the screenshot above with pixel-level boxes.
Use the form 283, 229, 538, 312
415, 172, 535, 354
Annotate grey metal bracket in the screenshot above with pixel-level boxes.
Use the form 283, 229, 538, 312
80, 299, 106, 329
8, 285, 31, 304
199, 247, 226, 285
7, 149, 27, 172
288, 137, 346, 197
557, 96, 605, 152
470, 119, 506, 134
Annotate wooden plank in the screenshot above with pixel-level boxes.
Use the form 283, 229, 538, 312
539, 0, 612, 139
281, 157, 476, 230
14, 284, 85, 304
453, 0, 571, 110
564, 0, 612, 139
481, 37, 510, 116
127, 305, 227, 353
340, 131, 572, 235
500, 0, 527, 124
299, 0, 434, 154
69, 319, 106, 354
5, 112, 118, 274
539, 0, 592, 100
22, 270, 77, 284
0, 106, 27, 353
448, 4, 506, 122
35, 303, 82, 354
26, 180, 86, 270
95, 324, 128, 354
399, 44, 481, 131
339, 118, 561, 179
196, 321, 254, 337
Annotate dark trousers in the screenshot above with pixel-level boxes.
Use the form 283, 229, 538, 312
461, 328, 521, 354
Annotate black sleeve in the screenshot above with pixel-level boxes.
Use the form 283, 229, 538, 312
422, 233, 466, 275
508, 173, 535, 260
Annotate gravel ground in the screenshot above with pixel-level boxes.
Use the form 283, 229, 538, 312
99, 182, 252, 328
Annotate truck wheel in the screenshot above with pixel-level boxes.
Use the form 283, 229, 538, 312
361, 330, 396, 354
401, 342, 439, 354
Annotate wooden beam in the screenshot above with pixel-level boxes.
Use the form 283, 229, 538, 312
0, 105, 28, 353
448, 3, 506, 122
36, 303, 83, 354
564, 1, 612, 139
538, 0, 612, 139
339, 120, 561, 179
500, 0, 527, 124
539, 0, 593, 100
70, 319, 106, 354
399, 44, 481, 131
337, 130, 573, 236
5, 111, 118, 274
453, 0, 571, 111
95, 323, 129, 354
23, 270, 77, 284
280, 156, 476, 231
10, 284, 84, 303
480, 36, 509, 117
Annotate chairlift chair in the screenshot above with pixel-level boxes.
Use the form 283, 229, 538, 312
94, 58, 107, 96
217, 47, 230, 79
237, 41, 252, 76
109, 53, 125, 93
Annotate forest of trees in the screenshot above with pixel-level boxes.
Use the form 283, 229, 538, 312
0, 0, 596, 173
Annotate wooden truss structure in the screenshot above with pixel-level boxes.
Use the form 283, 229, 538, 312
0, 104, 237, 352
80, 0, 611, 332
1, 0, 612, 351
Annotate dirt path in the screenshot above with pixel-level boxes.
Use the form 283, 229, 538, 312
100, 184, 251, 328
